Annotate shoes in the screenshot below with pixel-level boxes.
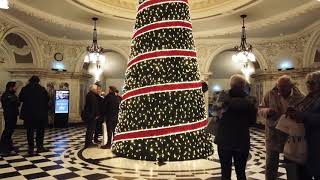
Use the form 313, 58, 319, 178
8, 145, 19, 152
84, 143, 98, 149
0, 147, 10, 155
94, 139, 102, 144
37, 147, 49, 153
28, 148, 35, 156
101, 144, 111, 149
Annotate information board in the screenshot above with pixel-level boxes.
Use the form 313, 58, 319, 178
55, 90, 69, 114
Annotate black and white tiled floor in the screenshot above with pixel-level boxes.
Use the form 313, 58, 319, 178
0, 127, 287, 180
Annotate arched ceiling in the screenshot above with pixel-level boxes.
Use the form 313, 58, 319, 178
0, 0, 320, 40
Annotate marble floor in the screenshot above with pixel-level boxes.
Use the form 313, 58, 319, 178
0, 127, 287, 180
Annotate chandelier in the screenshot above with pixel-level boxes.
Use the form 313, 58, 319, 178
232, 14, 256, 64
84, 17, 105, 67
0, 0, 9, 9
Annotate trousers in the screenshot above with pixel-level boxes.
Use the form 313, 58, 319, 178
0, 115, 17, 148
218, 146, 249, 180
265, 150, 280, 180
27, 128, 45, 149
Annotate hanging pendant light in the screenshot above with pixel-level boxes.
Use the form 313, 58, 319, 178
232, 14, 256, 81
84, 17, 105, 68
0, 0, 9, 9
232, 14, 256, 64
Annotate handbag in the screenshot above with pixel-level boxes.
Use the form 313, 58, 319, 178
276, 115, 307, 164
204, 117, 220, 136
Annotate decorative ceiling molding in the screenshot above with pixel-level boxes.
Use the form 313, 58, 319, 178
195, 1, 320, 38
1, 7, 320, 46
9, 0, 131, 37
8, 0, 320, 39
3, 40, 31, 56
69, 0, 256, 20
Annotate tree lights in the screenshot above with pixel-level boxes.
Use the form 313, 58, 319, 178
112, 0, 214, 161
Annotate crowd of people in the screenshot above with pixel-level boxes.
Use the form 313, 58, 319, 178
212, 71, 320, 180
82, 83, 122, 149
0, 71, 319, 180
0, 76, 49, 155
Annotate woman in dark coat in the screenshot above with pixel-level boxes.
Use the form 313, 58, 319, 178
287, 71, 320, 179
19, 76, 49, 155
0, 81, 20, 153
214, 75, 257, 180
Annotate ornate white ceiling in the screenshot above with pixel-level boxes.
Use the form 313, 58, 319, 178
0, 0, 320, 40
71, 0, 255, 20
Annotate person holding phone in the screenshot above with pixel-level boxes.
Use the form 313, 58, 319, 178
285, 71, 320, 180
258, 75, 304, 180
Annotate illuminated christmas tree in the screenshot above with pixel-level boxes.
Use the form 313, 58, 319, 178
112, 0, 214, 161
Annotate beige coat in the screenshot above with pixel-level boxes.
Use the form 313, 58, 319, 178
258, 86, 304, 152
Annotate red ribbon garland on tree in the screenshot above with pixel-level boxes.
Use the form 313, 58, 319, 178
113, 118, 208, 142
138, 0, 189, 13
122, 81, 202, 101
127, 49, 197, 69
132, 20, 192, 40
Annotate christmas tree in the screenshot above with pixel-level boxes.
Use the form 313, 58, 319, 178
112, 0, 214, 161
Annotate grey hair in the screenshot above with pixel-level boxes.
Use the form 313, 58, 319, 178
89, 84, 98, 92
306, 71, 320, 85
230, 74, 247, 89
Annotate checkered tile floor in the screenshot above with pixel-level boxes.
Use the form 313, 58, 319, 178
0, 127, 287, 180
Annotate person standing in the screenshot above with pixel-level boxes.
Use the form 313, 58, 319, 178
19, 76, 49, 155
94, 83, 103, 144
214, 74, 257, 180
258, 75, 304, 180
286, 71, 320, 180
0, 81, 20, 154
83, 84, 100, 148
115, 89, 122, 102
101, 86, 121, 149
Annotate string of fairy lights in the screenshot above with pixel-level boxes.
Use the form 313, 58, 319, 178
112, 0, 214, 161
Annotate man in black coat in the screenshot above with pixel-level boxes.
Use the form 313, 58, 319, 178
83, 84, 100, 148
101, 86, 121, 149
0, 81, 20, 154
19, 76, 49, 155
94, 83, 104, 144
214, 74, 257, 180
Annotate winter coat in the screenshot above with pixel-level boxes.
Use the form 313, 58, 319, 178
1, 90, 20, 118
258, 86, 304, 152
214, 88, 257, 151
83, 91, 99, 122
103, 92, 121, 123
19, 83, 49, 128
298, 100, 320, 176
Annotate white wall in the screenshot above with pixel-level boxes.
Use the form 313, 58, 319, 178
105, 78, 125, 94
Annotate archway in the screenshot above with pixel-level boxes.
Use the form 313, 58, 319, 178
74, 45, 129, 73
1, 28, 42, 68
203, 43, 268, 74
303, 29, 320, 67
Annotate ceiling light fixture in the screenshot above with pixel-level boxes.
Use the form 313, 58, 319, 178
232, 14, 256, 81
232, 14, 256, 64
0, 0, 9, 9
84, 17, 105, 69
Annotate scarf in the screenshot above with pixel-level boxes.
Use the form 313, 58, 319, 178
295, 91, 320, 112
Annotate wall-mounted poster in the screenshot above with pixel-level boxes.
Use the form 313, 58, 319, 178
55, 90, 69, 114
